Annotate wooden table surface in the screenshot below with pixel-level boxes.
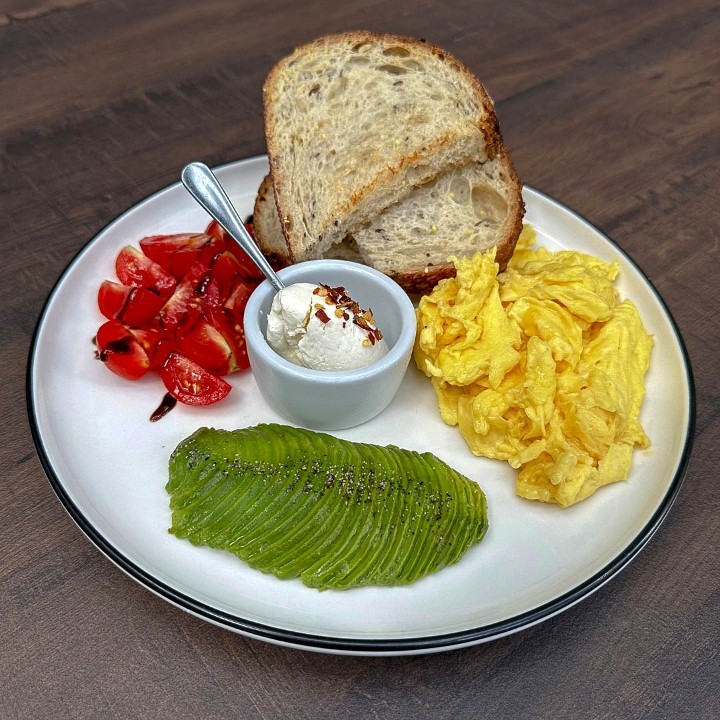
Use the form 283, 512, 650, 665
2, 0, 718, 717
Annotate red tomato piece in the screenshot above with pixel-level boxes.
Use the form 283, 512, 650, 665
97, 279, 128, 320
160, 352, 231, 406
198, 271, 223, 316
157, 281, 201, 332
139, 233, 223, 279
204, 219, 229, 243
156, 261, 212, 331
208, 250, 243, 300
178, 319, 236, 375
122, 288, 166, 328
96, 320, 150, 380
115, 245, 176, 295
205, 219, 265, 281
130, 327, 177, 370
211, 277, 255, 370
98, 280, 165, 327
224, 277, 254, 316
206, 305, 250, 371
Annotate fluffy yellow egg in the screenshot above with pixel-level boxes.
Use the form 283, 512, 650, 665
414, 226, 653, 507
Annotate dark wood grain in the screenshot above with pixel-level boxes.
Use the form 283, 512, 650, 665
2, 1, 718, 718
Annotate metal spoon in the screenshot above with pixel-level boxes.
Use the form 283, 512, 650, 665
181, 162, 285, 292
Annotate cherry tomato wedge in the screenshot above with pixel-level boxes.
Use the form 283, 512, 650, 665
96, 320, 150, 380
208, 250, 244, 298
98, 280, 165, 327
115, 245, 176, 295
139, 233, 224, 279
224, 277, 254, 316
206, 305, 250, 371
156, 261, 215, 331
205, 219, 265, 281
160, 352, 231, 406
97, 279, 128, 320
178, 319, 236, 375
130, 327, 177, 370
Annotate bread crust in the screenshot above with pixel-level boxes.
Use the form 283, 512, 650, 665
252, 173, 288, 262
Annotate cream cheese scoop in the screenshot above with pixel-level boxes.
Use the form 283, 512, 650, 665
266, 282, 389, 371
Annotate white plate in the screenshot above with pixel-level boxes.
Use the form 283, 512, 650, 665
27, 156, 694, 655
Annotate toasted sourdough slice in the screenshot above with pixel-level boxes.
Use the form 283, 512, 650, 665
263, 31, 504, 263
253, 147, 523, 293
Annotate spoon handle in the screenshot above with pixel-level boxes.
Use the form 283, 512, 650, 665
181, 162, 285, 292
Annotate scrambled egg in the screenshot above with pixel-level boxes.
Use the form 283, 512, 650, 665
414, 226, 653, 507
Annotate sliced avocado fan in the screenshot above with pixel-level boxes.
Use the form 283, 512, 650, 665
167, 424, 488, 590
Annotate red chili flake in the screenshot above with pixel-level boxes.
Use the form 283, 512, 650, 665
315, 308, 331, 324
353, 315, 372, 331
